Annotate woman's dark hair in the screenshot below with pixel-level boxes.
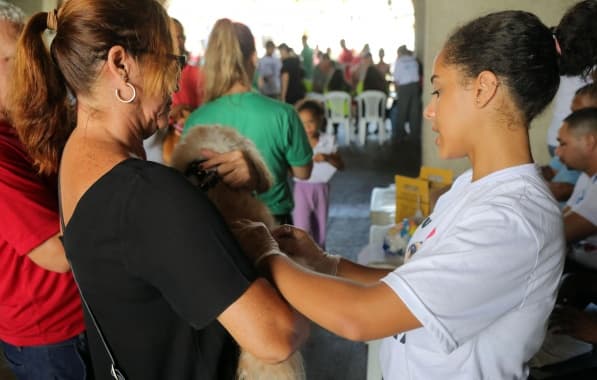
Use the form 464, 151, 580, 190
11, 0, 174, 174
363, 66, 388, 94
556, 0, 597, 77
327, 69, 351, 93
443, 11, 559, 125
296, 99, 325, 130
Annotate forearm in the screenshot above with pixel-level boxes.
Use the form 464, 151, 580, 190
262, 255, 416, 341
281, 74, 289, 101
548, 182, 575, 202
323, 153, 344, 170
336, 257, 392, 284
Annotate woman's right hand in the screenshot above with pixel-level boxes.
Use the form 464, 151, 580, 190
230, 220, 281, 264
272, 225, 340, 275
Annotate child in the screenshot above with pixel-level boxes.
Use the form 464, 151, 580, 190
293, 99, 344, 248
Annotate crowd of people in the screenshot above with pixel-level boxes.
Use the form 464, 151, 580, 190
0, 0, 597, 379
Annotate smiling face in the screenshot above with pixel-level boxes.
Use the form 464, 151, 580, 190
424, 50, 477, 159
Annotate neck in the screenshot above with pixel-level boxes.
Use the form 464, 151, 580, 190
469, 121, 533, 181
225, 82, 251, 96
75, 102, 145, 159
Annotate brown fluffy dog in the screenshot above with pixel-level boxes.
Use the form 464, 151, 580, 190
170, 125, 305, 380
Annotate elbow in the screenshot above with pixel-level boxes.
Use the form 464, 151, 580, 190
331, 314, 370, 342
250, 315, 310, 364
249, 331, 304, 364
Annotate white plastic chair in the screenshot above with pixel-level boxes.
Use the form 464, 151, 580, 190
305, 92, 326, 105
355, 90, 388, 146
324, 91, 353, 145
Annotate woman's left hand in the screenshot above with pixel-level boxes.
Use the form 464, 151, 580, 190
199, 149, 264, 191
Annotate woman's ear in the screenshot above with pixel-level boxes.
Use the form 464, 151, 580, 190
474, 70, 499, 108
106, 46, 132, 83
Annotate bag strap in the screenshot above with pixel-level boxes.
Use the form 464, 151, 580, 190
57, 175, 126, 380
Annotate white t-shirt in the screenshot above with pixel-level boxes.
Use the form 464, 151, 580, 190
566, 173, 597, 269
295, 134, 338, 184
546, 75, 590, 148
380, 164, 565, 380
393, 55, 420, 86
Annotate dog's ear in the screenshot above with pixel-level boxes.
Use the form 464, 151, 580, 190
243, 143, 273, 191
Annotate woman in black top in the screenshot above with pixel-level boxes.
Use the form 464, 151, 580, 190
10, 1, 309, 379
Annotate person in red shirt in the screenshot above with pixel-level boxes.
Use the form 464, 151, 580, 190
0, 3, 89, 379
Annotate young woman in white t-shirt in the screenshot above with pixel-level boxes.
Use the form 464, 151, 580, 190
233, 4, 597, 379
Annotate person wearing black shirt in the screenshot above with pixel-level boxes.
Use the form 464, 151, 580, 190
11, 1, 309, 379
279, 43, 306, 105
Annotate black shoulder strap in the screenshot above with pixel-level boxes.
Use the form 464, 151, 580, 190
57, 174, 126, 380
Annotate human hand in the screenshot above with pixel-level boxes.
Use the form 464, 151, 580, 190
540, 165, 556, 181
313, 153, 326, 163
272, 225, 340, 275
199, 149, 263, 191
550, 305, 597, 343
230, 220, 284, 266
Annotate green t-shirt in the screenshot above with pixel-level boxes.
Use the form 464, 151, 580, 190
184, 92, 312, 215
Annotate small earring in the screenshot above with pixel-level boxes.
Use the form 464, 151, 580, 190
115, 82, 136, 103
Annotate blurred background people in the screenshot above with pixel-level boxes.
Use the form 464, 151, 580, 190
258, 40, 282, 99
392, 45, 422, 144
279, 43, 306, 105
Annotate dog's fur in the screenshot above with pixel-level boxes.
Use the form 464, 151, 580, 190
170, 125, 305, 380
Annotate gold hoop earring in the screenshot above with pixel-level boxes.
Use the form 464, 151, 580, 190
115, 82, 136, 104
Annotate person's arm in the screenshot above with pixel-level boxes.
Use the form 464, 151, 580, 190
548, 182, 575, 202
218, 278, 310, 362
27, 233, 70, 273
564, 212, 597, 243
314, 152, 344, 170
280, 72, 289, 102
263, 256, 420, 341
541, 165, 556, 181
263, 224, 420, 341
290, 162, 312, 180
550, 306, 597, 344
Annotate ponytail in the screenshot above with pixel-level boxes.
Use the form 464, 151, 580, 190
11, 11, 73, 175
203, 19, 255, 102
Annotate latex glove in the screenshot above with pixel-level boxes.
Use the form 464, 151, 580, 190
272, 225, 340, 275
199, 149, 266, 192
230, 220, 285, 266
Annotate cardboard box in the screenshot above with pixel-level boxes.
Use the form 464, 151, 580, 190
395, 167, 453, 222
